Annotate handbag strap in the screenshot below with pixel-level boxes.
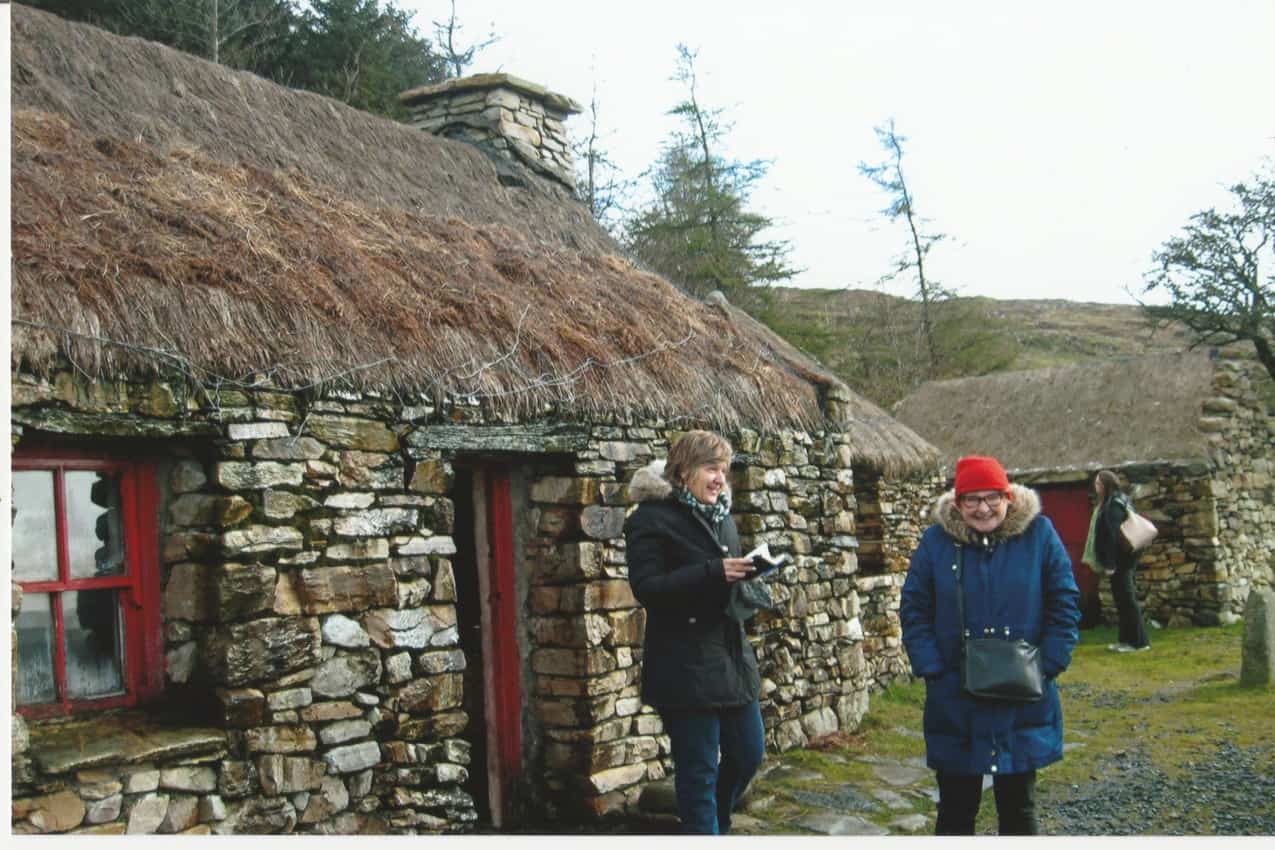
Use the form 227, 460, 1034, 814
955, 543, 967, 645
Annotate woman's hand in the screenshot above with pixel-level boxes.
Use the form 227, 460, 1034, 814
722, 557, 756, 583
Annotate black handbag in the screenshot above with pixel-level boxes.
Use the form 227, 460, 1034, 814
955, 545, 1044, 703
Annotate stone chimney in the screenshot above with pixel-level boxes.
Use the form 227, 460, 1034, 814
400, 73, 582, 191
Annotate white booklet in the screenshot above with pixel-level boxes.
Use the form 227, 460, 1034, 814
744, 542, 789, 580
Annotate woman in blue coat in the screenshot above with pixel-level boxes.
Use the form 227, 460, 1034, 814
901, 455, 1081, 835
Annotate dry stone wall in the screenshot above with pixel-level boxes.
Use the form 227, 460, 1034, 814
852, 469, 942, 691
10, 367, 885, 831
1096, 352, 1273, 627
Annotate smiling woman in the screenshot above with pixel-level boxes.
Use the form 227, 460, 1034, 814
623, 430, 765, 834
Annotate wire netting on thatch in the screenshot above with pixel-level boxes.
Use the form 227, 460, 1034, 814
12, 109, 829, 432
9, 4, 941, 469
892, 353, 1217, 472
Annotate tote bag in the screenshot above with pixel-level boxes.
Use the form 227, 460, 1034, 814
1118, 510, 1157, 552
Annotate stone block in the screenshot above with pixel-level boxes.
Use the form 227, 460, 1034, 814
221, 524, 304, 555
409, 459, 454, 494
323, 742, 382, 774
215, 562, 277, 620
256, 755, 327, 795
244, 724, 318, 754
164, 563, 213, 622
580, 505, 626, 540
215, 461, 305, 489
305, 415, 399, 452
23, 790, 86, 833
277, 564, 398, 615
202, 617, 322, 687
1240, 587, 1275, 687
331, 508, 417, 537
126, 794, 169, 834
392, 673, 464, 713
253, 437, 326, 460
310, 649, 382, 698
160, 766, 217, 792
365, 605, 458, 650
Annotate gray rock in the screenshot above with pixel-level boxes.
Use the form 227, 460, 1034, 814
126, 794, 169, 834
228, 422, 291, 441
323, 742, 381, 774
870, 761, 931, 786
158, 795, 199, 833
160, 766, 217, 792
215, 461, 305, 489
310, 650, 382, 698
319, 719, 373, 746
1240, 587, 1275, 687
796, 812, 889, 835
321, 614, 371, 648
888, 813, 931, 833
331, 508, 418, 537
85, 794, 123, 825
253, 436, 326, 460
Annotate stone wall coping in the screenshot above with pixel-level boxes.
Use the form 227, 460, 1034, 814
26, 712, 227, 775
400, 72, 582, 114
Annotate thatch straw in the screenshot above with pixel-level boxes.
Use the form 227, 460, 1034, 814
9, 5, 939, 471
892, 352, 1217, 472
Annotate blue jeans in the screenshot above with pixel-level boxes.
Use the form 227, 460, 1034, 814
659, 700, 765, 834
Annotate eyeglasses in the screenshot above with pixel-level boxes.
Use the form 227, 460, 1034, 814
959, 492, 1004, 510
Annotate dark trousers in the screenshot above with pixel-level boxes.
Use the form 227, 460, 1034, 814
659, 700, 765, 834
1111, 566, 1149, 648
935, 770, 1038, 835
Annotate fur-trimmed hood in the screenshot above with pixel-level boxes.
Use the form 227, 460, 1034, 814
933, 483, 1042, 545
628, 460, 673, 503
625, 459, 734, 505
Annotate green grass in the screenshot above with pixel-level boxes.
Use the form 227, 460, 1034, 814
746, 623, 1272, 835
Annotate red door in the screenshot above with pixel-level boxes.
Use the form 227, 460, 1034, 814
474, 467, 522, 828
1037, 484, 1100, 625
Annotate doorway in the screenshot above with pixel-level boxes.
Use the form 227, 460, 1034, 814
453, 463, 523, 829
1037, 484, 1101, 626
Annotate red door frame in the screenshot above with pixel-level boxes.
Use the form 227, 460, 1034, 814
475, 466, 522, 828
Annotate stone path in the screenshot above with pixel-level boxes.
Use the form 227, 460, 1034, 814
635, 734, 965, 835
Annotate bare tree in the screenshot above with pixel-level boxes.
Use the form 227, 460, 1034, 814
572, 79, 635, 235
116, 0, 293, 67
858, 119, 952, 375
1143, 167, 1275, 380
431, 0, 499, 78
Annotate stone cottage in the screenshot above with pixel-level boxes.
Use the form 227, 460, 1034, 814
894, 350, 1275, 628
8, 6, 941, 835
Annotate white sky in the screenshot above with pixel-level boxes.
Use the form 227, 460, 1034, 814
405, 0, 1275, 304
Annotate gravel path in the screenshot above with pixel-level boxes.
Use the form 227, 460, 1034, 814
1043, 741, 1275, 835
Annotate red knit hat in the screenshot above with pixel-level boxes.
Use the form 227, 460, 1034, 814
954, 455, 1010, 496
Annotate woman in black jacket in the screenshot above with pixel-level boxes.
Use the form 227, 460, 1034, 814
624, 430, 764, 834
1088, 469, 1150, 652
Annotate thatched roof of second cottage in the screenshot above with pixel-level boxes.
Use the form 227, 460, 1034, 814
893, 352, 1220, 474
9, 6, 939, 473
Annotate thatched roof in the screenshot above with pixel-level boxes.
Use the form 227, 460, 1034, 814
892, 352, 1219, 474
9, 5, 938, 471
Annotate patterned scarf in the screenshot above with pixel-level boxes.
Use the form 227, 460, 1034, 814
675, 485, 731, 527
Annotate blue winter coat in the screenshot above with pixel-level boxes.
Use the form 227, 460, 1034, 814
900, 485, 1081, 776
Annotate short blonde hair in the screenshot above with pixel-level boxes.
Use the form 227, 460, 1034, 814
664, 430, 733, 487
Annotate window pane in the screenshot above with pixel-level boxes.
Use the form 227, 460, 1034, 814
12, 471, 59, 582
67, 471, 126, 579
16, 593, 57, 705
63, 590, 125, 700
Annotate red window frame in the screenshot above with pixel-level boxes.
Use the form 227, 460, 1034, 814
12, 448, 164, 718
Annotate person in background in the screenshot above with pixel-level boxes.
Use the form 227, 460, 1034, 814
1084, 469, 1151, 652
901, 455, 1081, 835
624, 430, 764, 835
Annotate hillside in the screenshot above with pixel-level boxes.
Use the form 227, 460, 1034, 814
759, 288, 1196, 407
